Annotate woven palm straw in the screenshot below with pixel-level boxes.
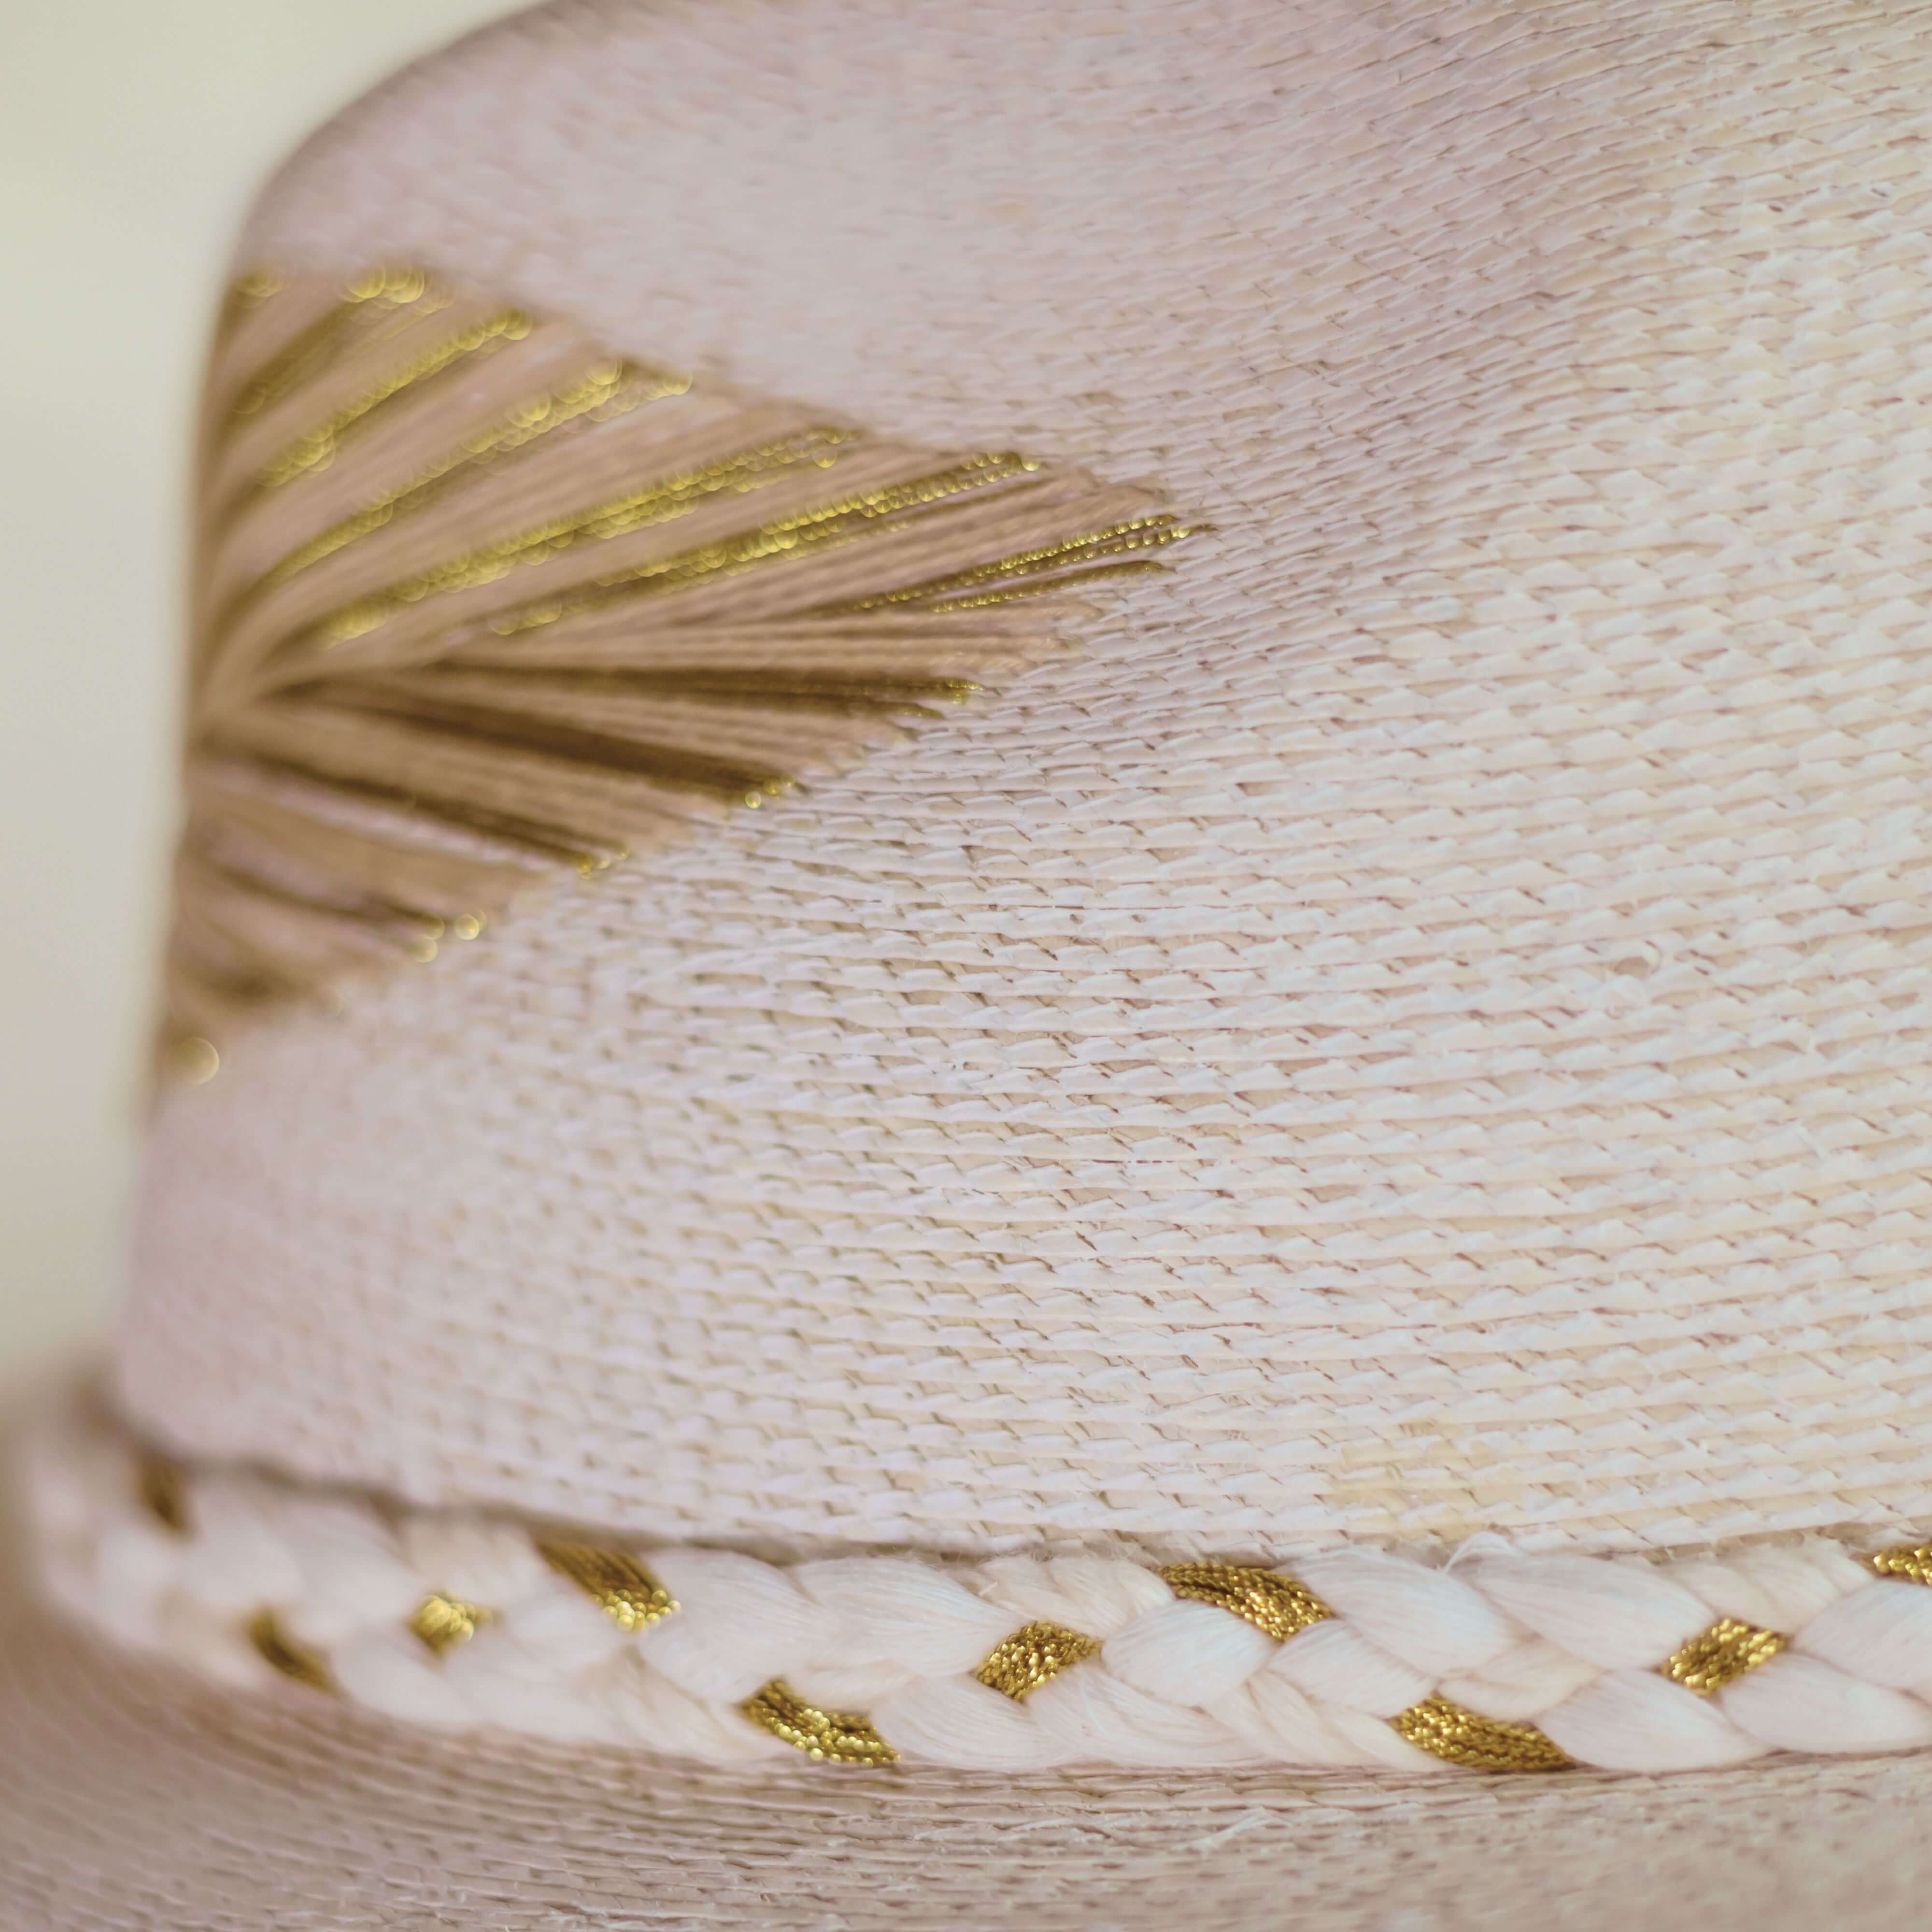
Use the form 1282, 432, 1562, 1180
9, 0, 1932, 1924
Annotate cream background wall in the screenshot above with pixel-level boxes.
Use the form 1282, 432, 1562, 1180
0, 0, 522, 1372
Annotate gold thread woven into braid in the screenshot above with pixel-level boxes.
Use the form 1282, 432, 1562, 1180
973, 1621, 1102, 1700
134, 1454, 188, 1533
408, 1591, 495, 1653
1389, 1697, 1572, 1773
45, 1406, 1932, 1769
536, 1541, 677, 1631
246, 1609, 337, 1693
1662, 1618, 1788, 1696
1870, 1541, 1932, 1587
1160, 1563, 1333, 1642
739, 1680, 899, 1765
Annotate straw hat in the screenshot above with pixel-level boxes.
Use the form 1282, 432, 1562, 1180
7, 0, 1932, 1923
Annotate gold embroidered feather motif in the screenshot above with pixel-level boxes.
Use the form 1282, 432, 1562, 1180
165, 265, 1199, 1076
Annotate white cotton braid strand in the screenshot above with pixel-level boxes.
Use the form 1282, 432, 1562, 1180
24, 1401, 1932, 1776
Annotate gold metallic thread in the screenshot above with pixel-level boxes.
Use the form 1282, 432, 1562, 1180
537, 1541, 677, 1631
408, 1591, 495, 1653
973, 1621, 1102, 1700
1160, 1563, 1333, 1643
309, 425, 861, 646
302, 681, 793, 805
246, 1609, 337, 1693
201, 749, 626, 874
225, 267, 433, 425
134, 1454, 188, 1533
476, 451, 1043, 640
1869, 1541, 1932, 1587
185, 843, 450, 952
247, 360, 685, 598
169, 1035, 222, 1084
1389, 1697, 1573, 1773
450, 667, 982, 715
214, 268, 284, 341
921, 555, 1176, 614
255, 309, 535, 489
1662, 1618, 1788, 1696
740, 1679, 899, 1765
813, 514, 1197, 615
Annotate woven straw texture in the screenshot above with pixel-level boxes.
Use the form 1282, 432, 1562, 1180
14, 0, 1932, 1921
4, 1452, 1931, 1932
112, 0, 1932, 1564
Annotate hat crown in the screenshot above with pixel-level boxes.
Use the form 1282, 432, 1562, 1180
115, 0, 1932, 1563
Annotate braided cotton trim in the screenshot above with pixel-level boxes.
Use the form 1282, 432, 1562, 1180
25, 1404, 1932, 1776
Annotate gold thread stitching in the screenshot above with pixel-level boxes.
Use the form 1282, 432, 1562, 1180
1661, 1618, 1788, 1696
171, 266, 1198, 1064
168, 1035, 222, 1084
134, 1453, 188, 1533
246, 1609, 336, 1693
245, 360, 686, 599
810, 514, 1197, 615
475, 451, 1042, 640
921, 555, 1173, 612
181, 841, 449, 951
255, 309, 535, 490
536, 1540, 677, 1631
225, 268, 434, 425
1870, 1541, 1932, 1587
213, 268, 284, 342
1389, 1697, 1572, 1773
441, 667, 983, 713
408, 1591, 495, 1653
307, 426, 862, 647
199, 750, 627, 873
1160, 1563, 1333, 1642
973, 1621, 1102, 1700
302, 681, 793, 805
740, 1679, 898, 1764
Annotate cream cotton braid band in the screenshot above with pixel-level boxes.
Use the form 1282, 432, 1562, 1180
26, 1397, 1932, 1776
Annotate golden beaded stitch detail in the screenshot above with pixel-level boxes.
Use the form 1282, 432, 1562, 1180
408, 1591, 495, 1654
1160, 1563, 1333, 1643
1389, 1698, 1573, 1774
247, 1609, 338, 1694
1871, 1541, 1932, 1588
973, 1621, 1103, 1700
740, 1680, 900, 1766
1662, 1619, 1789, 1697
134, 1454, 189, 1535
536, 1541, 678, 1631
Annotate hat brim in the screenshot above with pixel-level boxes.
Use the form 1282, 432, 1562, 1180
1, 1416, 1928, 1932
